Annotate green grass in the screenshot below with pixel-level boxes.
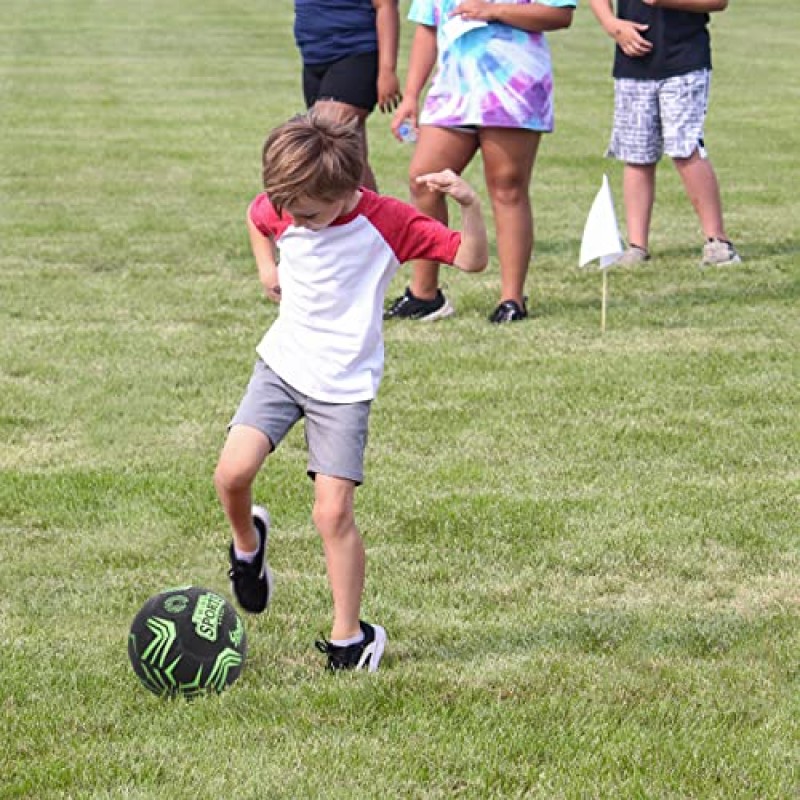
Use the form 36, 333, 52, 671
1, 1, 798, 797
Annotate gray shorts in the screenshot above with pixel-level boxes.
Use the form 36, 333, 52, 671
608, 69, 711, 164
229, 360, 371, 485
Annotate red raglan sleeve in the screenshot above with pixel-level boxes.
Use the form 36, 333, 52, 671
366, 194, 462, 266
248, 193, 288, 238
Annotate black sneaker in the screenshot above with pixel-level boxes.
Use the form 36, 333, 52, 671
228, 505, 273, 614
315, 620, 387, 672
488, 298, 528, 324
383, 287, 454, 321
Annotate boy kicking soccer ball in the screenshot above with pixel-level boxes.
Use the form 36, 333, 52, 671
213, 108, 488, 671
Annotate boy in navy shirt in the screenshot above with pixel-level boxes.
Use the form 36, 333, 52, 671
590, 0, 741, 266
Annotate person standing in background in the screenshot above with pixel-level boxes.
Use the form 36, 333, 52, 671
386, 0, 576, 324
589, 0, 741, 267
293, 0, 402, 191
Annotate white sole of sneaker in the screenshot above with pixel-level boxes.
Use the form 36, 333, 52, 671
358, 624, 387, 672
263, 565, 274, 608
420, 300, 455, 322
701, 255, 742, 267
252, 505, 274, 607
232, 504, 274, 611
252, 505, 271, 542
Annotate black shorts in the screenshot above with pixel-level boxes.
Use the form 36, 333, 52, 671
302, 51, 378, 113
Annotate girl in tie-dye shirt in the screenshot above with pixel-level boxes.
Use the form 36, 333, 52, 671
388, 0, 575, 324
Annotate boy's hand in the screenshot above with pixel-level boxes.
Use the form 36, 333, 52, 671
613, 20, 652, 57
263, 283, 282, 303
428, 168, 487, 273
259, 263, 282, 303
415, 169, 478, 207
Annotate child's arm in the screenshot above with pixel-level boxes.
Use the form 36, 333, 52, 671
589, 0, 653, 58
452, 0, 574, 32
373, 0, 402, 112
416, 170, 488, 273
391, 24, 437, 139
247, 213, 281, 302
642, 0, 728, 11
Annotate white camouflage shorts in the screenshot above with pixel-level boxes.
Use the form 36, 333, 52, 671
607, 69, 711, 164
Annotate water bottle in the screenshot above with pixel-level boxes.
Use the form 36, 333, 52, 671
397, 121, 417, 144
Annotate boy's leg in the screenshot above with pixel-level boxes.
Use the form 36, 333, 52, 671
302, 400, 386, 671
214, 424, 273, 553
216, 359, 302, 554
215, 424, 275, 614
479, 127, 540, 310
661, 69, 732, 243
312, 474, 364, 641
623, 162, 657, 252
608, 78, 662, 253
311, 476, 385, 671
673, 149, 728, 241
407, 126, 479, 300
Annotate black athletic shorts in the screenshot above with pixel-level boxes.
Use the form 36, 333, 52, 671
302, 51, 378, 113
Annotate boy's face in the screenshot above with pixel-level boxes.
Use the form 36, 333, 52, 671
284, 193, 355, 231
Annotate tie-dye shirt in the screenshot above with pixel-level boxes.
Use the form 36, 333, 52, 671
409, 0, 576, 131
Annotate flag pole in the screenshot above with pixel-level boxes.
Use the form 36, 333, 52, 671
579, 174, 622, 334
601, 269, 608, 333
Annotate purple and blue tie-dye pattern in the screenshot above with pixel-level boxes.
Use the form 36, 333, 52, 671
409, 0, 576, 132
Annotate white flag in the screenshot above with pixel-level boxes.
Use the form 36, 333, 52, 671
579, 174, 623, 269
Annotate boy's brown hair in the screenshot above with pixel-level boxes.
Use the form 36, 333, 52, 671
262, 108, 364, 214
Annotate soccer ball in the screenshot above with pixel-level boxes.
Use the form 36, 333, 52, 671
128, 586, 247, 698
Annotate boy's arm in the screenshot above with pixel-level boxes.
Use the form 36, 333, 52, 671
642, 0, 728, 11
589, 0, 653, 57
452, 0, 574, 32
416, 170, 488, 273
247, 213, 281, 302
373, 0, 401, 112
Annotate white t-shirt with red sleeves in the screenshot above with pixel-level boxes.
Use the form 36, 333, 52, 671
248, 189, 462, 403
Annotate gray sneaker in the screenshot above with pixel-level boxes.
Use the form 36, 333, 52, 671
616, 245, 650, 266
702, 238, 741, 267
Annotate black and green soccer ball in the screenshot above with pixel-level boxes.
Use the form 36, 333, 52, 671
128, 586, 247, 698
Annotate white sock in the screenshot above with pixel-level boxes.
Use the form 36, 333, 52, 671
234, 523, 262, 563
331, 631, 365, 648
233, 546, 258, 563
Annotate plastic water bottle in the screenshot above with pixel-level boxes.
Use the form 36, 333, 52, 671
397, 121, 417, 144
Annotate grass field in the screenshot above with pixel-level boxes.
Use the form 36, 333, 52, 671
1, 1, 798, 797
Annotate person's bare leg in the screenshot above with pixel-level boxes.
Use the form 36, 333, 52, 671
407, 126, 479, 299
313, 99, 376, 191
214, 425, 272, 552
480, 128, 540, 307
673, 149, 728, 240
623, 162, 657, 251
312, 475, 364, 641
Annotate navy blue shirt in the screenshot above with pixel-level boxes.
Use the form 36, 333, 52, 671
294, 0, 378, 65
613, 0, 712, 80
